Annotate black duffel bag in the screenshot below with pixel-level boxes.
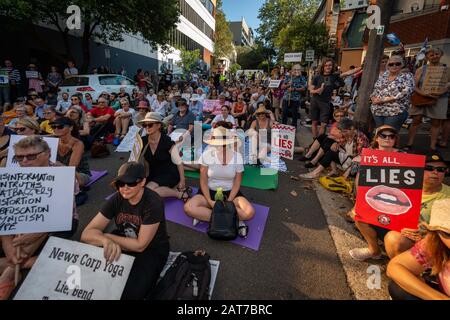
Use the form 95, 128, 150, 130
207, 201, 239, 240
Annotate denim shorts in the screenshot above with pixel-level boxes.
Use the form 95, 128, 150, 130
372, 111, 408, 131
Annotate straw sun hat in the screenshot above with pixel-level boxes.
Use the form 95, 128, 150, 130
204, 127, 236, 146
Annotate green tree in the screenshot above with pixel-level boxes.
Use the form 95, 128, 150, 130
229, 63, 241, 75
257, 0, 323, 61
0, 0, 180, 72
214, 0, 233, 58
176, 46, 201, 75
236, 43, 275, 70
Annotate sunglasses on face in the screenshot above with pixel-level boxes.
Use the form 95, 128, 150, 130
15, 127, 28, 133
115, 180, 142, 189
143, 123, 158, 129
388, 62, 402, 67
50, 124, 67, 130
424, 165, 447, 173
13, 150, 45, 162
377, 132, 396, 140
71, 98, 79, 101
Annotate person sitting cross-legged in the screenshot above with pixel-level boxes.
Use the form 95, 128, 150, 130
183, 126, 255, 237
81, 162, 169, 300
349, 152, 450, 261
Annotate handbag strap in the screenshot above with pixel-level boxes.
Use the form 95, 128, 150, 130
418, 64, 428, 89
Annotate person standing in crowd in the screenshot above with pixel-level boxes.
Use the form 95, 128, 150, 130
26, 64, 44, 94
81, 162, 170, 300
64, 60, 78, 79
406, 48, 450, 150
88, 97, 115, 139
349, 152, 449, 261
271, 67, 285, 122
51, 117, 91, 187
136, 69, 147, 94
0, 60, 21, 108
309, 59, 345, 137
0, 136, 79, 300
138, 112, 191, 201
164, 69, 173, 91
46, 66, 62, 94
387, 199, 450, 300
113, 98, 136, 144
184, 126, 255, 234
370, 55, 415, 131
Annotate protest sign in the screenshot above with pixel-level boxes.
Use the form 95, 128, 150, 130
270, 124, 296, 160
355, 149, 425, 232
268, 80, 282, 89
305, 50, 315, 62
0, 74, 9, 85
115, 125, 141, 153
202, 99, 220, 113
0, 166, 75, 235
421, 65, 450, 95
7, 135, 59, 167
14, 237, 134, 300
284, 52, 302, 63
128, 130, 144, 162
25, 71, 39, 79
160, 252, 220, 300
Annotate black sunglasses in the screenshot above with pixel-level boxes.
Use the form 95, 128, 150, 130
50, 124, 67, 130
13, 150, 45, 162
377, 132, 396, 140
115, 179, 142, 189
143, 123, 158, 128
388, 62, 402, 67
424, 165, 447, 173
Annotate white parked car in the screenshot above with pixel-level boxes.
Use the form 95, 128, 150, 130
58, 74, 138, 101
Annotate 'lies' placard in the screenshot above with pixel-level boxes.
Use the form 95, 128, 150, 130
355, 149, 425, 232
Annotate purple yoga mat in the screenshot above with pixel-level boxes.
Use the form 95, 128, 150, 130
105, 189, 270, 251
86, 170, 108, 187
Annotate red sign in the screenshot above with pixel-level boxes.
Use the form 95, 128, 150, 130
354, 149, 426, 232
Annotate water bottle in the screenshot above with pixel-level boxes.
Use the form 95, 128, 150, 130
214, 188, 224, 201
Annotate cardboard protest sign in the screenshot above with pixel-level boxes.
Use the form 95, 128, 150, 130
284, 52, 302, 63
268, 80, 282, 89
0, 166, 75, 235
422, 65, 450, 95
25, 71, 39, 79
355, 149, 426, 232
14, 237, 134, 300
7, 135, 59, 167
160, 252, 220, 300
202, 99, 220, 113
270, 124, 296, 160
115, 125, 140, 153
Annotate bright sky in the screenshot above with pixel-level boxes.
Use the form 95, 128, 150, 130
222, 0, 264, 35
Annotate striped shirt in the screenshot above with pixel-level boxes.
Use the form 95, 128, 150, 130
1, 67, 21, 84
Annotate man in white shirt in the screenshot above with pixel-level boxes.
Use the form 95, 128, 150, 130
64, 61, 78, 79
146, 89, 157, 107
56, 92, 72, 114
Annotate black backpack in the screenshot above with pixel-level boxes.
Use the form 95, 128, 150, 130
153, 251, 211, 300
208, 201, 239, 240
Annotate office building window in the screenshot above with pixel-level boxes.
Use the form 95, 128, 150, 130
179, 0, 214, 40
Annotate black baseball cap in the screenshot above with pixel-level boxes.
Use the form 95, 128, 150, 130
49, 117, 74, 127
115, 162, 146, 184
425, 152, 446, 165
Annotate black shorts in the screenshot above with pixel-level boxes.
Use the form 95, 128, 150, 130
310, 98, 332, 123
148, 173, 180, 189
372, 225, 390, 241
198, 188, 244, 201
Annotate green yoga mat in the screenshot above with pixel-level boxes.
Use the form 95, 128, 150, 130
184, 165, 278, 190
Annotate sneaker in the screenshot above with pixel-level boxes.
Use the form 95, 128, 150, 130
113, 137, 120, 146
304, 161, 316, 169
192, 218, 200, 227
349, 248, 382, 261
238, 221, 248, 238
299, 172, 318, 180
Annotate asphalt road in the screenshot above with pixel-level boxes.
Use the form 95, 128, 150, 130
73, 147, 353, 300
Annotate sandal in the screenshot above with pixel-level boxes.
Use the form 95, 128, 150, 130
179, 187, 193, 203
238, 225, 249, 238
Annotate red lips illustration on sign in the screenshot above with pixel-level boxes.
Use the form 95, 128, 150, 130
366, 185, 412, 215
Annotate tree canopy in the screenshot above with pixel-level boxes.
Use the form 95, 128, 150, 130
214, 0, 233, 58
0, 0, 180, 72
